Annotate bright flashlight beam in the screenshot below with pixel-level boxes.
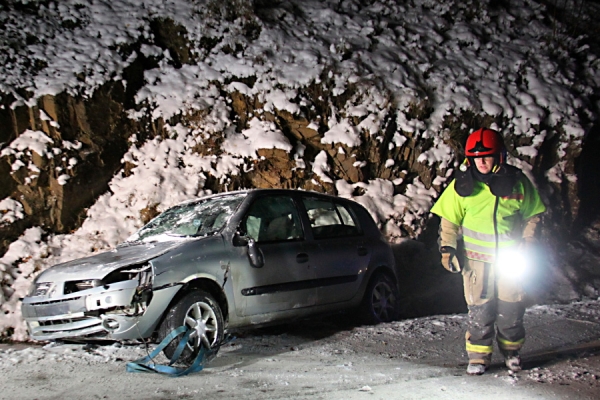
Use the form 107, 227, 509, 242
496, 249, 528, 279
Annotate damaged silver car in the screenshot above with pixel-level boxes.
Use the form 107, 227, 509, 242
22, 189, 399, 362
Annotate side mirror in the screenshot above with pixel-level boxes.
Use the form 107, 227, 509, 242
247, 239, 264, 268
233, 233, 264, 268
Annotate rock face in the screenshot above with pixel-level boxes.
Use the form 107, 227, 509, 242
1, 87, 597, 299
0, 87, 133, 253
1, 0, 600, 339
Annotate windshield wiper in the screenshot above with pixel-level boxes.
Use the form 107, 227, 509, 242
118, 239, 145, 248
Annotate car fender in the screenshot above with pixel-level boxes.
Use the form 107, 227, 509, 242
150, 236, 227, 285
151, 270, 233, 327
353, 246, 397, 307
145, 236, 233, 325
361, 237, 397, 284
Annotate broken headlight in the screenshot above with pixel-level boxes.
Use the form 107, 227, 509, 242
122, 265, 154, 308
121, 264, 153, 287
64, 279, 102, 294
101, 264, 153, 287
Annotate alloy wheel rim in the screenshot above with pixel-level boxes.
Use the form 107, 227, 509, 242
371, 281, 396, 321
184, 301, 219, 351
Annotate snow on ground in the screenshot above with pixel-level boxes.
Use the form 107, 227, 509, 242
1, 299, 598, 367
0, 299, 599, 399
1, 0, 599, 340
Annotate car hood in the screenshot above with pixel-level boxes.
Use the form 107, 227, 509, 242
36, 240, 186, 282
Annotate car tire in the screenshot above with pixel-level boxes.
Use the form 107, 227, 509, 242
157, 290, 224, 365
360, 271, 400, 325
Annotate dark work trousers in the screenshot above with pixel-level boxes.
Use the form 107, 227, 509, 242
463, 259, 526, 365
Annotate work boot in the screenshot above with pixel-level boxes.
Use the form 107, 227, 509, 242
504, 351, 522, 372
466, 362, 486, 375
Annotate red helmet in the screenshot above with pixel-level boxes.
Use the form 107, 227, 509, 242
465, 128, 505, 157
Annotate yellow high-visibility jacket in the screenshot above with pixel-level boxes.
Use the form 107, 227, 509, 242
431, 175, 546, 262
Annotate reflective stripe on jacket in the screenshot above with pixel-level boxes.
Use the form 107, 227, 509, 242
431, 175, 545, 261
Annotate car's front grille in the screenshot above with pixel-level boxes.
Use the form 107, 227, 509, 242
22, 297, 86, 319
31, 296, 82, 306
29, 315, 105, 339
38, 316, 89, 327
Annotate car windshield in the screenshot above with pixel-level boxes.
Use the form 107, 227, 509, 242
125, 193, 246, 243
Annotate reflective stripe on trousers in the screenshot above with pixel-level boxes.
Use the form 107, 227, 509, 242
465, 300, 525, 363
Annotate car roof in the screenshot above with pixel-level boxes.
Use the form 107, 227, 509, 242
177, 188, 354, 205
169, 188, 378, 236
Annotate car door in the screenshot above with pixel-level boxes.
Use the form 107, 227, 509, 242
232, 194, 316, 316
301, 196, 371, 305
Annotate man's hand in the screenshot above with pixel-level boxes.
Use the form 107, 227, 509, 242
440, 246, 461, 273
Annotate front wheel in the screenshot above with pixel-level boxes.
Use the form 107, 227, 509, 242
158, 290, 224, 365
359, 272, 400, 325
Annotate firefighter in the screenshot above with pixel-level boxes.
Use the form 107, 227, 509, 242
430, 128, 546, 375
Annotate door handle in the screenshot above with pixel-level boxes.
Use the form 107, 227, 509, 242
357, 246, 368, 256
296, 253, 309, 263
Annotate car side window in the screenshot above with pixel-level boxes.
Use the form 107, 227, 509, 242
241, 196, 304, 243
302, 197, 361, 239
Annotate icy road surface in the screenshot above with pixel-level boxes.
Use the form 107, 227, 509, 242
1, 300, 599, 400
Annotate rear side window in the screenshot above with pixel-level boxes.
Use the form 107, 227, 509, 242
302, 197, 361, 239
241, 196, 304, 243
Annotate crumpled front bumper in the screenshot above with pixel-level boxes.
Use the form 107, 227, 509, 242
21, 280, 179, 341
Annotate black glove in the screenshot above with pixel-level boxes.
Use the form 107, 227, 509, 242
440, 246, 461, 273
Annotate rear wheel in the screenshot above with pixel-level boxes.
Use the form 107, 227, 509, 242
360, 272, 400, 325
158, 290, 224, 365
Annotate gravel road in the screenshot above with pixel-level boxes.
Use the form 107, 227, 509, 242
1, 300, 599, 400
